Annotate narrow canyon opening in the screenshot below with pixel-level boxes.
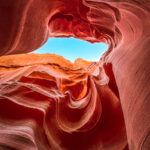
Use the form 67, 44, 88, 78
32, 37, 108, 63
0, 0, 150, 150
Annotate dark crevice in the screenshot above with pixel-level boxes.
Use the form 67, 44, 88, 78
103, 63, 120, 99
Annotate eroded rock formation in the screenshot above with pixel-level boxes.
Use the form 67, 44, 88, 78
0, 0, 150, 150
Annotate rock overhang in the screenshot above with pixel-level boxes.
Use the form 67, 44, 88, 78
0, 0, 150, 150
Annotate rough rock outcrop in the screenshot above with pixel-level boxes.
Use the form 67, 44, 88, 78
0, 0, 150, 150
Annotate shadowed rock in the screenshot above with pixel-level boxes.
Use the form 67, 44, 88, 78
0, 0, 150, 150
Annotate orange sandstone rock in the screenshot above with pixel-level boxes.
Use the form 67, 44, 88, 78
0, 0, 150, 150
0, 53, 127, 150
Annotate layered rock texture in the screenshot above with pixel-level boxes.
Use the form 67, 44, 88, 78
0, 0, 150, 150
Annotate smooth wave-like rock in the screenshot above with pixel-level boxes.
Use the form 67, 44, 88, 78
0, 0, 150, 150
0, 54, 127, 150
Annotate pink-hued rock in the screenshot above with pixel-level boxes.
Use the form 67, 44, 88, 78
0, 0, 150, 150
0, 54, 127, 150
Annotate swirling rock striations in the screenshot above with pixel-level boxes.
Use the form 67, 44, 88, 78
0, 0, 150, 150
0, 54, 126, 150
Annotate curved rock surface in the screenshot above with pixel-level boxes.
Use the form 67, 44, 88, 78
0, 54, 127, 150
0, 0, 150, 150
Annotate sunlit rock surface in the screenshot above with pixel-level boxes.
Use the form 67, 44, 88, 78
0, 54, 126, 150
0, 0, 150, 150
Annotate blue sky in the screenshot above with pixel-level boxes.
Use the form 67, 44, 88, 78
32, 37, 108, 62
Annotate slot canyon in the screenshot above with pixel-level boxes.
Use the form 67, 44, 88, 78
0, 0, 150, 150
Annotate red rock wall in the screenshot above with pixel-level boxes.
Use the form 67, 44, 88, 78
0, 54, 127, 150
0, 0, 150, 150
